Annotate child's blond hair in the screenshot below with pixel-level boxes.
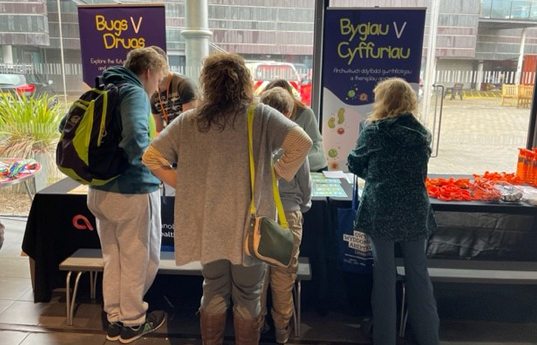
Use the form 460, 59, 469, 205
260, 86, 294, 116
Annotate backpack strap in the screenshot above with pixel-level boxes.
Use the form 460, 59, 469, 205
95, 76, 105, 89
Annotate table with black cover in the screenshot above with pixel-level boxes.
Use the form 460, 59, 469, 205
21, 178, 332, 304
22, 178, 173, 302
324, 178, 537, 314
333, 177, 537, 260
22, 177, 537, 308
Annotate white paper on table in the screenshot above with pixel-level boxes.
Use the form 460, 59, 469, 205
323, 170, 347, 179
344, 172, 354, 184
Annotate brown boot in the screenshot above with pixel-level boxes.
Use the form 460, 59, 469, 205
200, 310, 227, 345
233, 313, 261, 345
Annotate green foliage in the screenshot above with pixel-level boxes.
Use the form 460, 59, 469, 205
0, 93, 62, 159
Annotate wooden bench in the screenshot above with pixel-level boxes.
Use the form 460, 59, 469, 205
396, 258, 537, 337
444, 83, 463, 100
501, 84, 533, 107
59, 248, 312, 337
518, 85, 533, 108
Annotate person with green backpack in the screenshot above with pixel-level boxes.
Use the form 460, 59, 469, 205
84, 47, 168, 344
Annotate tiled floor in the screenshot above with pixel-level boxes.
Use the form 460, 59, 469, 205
1, 216, 537, 344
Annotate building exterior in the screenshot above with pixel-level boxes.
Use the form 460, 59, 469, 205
2, 0, 537, 92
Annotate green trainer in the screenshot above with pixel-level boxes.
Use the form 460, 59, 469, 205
119, 311, 167, 344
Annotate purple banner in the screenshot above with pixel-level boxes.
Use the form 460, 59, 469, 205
321, 9, 426, 171
78, 5, 167, 87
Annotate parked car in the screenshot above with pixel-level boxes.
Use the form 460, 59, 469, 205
300, 69, 312, 106
293, 63, 310, 79
0, 71, 56, 99
245, 61, 302, 100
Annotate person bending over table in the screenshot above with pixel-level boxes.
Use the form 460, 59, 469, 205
80, 48, 168, 344
263, 79, 327, 172
258, 86, 313, 343
148, 45, 197, 132
142, 52, 311, 345
347, 77, 439, 345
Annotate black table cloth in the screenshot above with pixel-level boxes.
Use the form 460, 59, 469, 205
22, 177, 537, 307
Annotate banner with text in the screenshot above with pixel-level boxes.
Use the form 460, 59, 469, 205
321, 8, 425, 170
78, 4, 166, 87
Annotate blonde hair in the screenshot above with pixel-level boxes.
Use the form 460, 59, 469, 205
196, 52, 254, 132
368, 77, 417, 122
124, 47, 168, 77
260, 87, 294, 115
264, 79, 305, 120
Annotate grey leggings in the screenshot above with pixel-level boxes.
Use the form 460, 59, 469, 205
200, 260, 266, 319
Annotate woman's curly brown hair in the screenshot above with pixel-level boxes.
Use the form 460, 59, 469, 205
196, 52, 254, 132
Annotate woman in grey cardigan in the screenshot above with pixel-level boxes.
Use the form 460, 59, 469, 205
347, 78, 439, 345
143, 52, 311, 345
264, 79, 328, 171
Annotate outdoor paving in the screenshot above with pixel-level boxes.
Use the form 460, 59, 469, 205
421, 95, 530, 175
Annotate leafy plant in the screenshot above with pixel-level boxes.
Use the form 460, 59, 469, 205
0, 93, 63, 188
0, 93, 62, 158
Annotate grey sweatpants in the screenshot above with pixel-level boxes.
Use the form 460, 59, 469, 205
87, 188, 161, 327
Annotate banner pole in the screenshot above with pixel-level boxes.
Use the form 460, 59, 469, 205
56, 0, 68, 108
421, 0, 441, 127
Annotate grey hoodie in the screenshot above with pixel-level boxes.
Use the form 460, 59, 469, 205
274, 150, 312, 213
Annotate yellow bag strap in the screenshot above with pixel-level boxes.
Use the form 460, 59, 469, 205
247, 105, 288, 229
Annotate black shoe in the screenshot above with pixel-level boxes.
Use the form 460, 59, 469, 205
119, 311, 167, 344
106, 322, 123, 341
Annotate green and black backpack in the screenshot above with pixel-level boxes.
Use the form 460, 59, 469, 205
56, 78, 129, 185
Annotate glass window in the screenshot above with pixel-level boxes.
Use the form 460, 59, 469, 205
531, 2, 537, 18
2, 0, 535, 208
491, 0, 513, 18
0, 74, 24, 85
511, 1, 531, 19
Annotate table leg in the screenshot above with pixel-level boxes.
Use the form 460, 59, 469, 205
23, 180, 34, 203
28, 257, 36, 294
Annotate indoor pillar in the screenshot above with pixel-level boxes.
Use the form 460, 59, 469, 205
181, 0, 212, 85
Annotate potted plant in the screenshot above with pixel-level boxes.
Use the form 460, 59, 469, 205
0, 93, 63, 192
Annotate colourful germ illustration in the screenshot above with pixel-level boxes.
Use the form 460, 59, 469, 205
337, 108, 345, 124
328, 117, 336, 129
328, 148, 338, 158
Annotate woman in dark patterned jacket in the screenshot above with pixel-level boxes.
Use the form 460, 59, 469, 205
347, 77, 439, 345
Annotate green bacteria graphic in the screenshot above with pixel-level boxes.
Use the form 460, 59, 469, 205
328, 148, 338, 158
337, 108, 345, 124
347, 89, 356, 98
327, 117, 336, 129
